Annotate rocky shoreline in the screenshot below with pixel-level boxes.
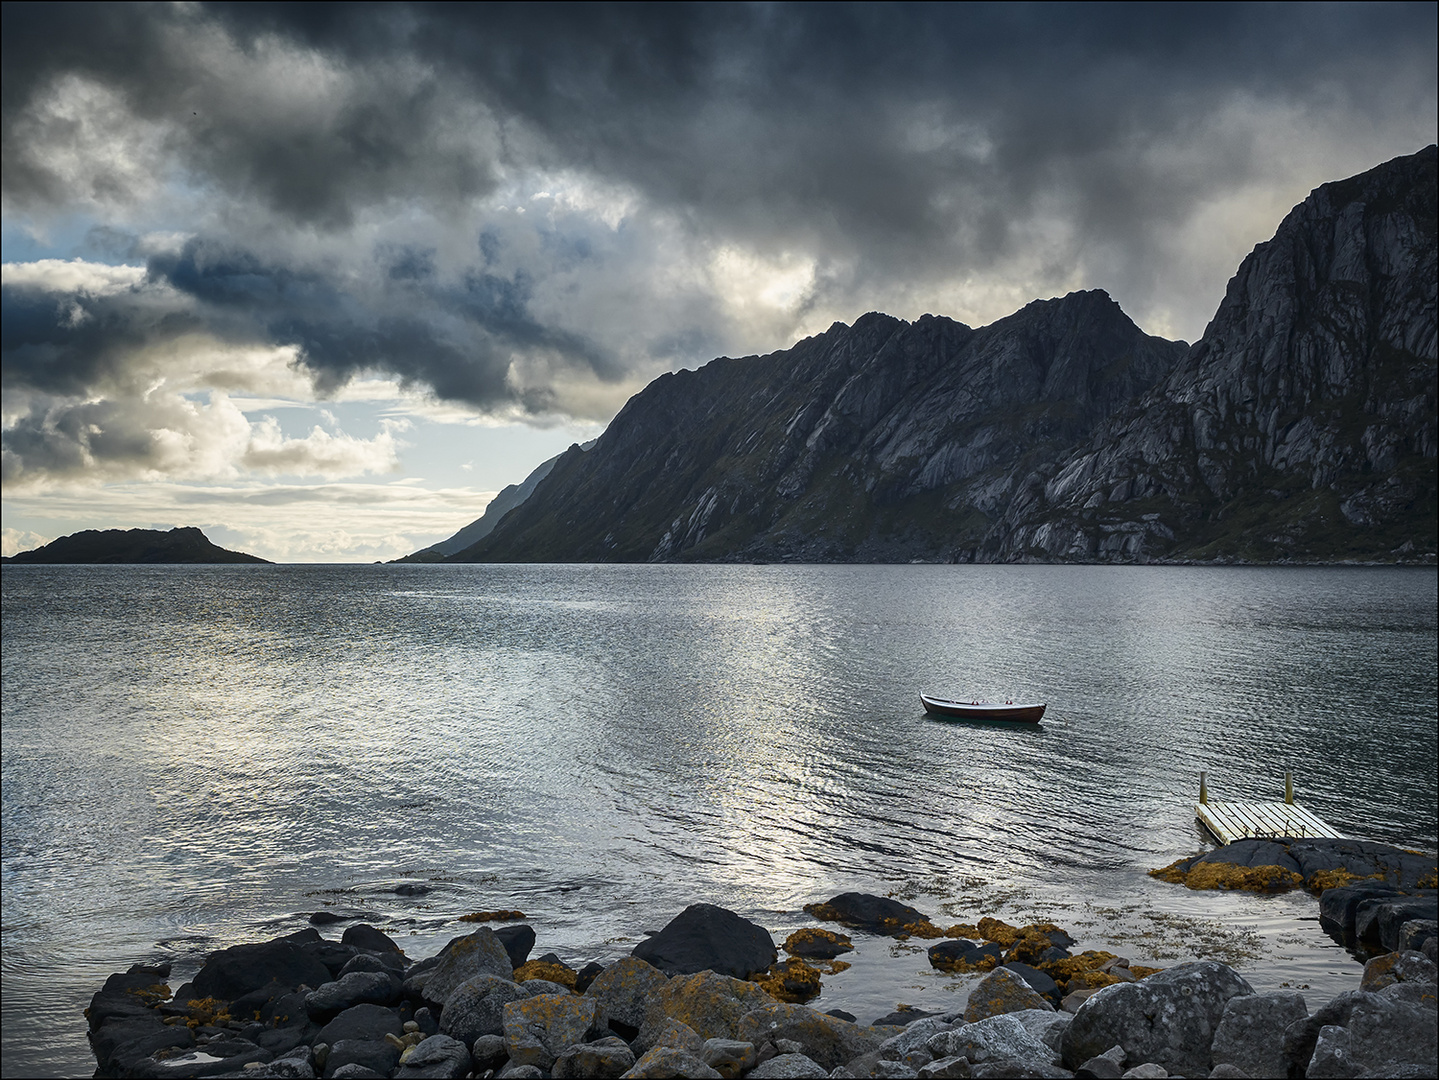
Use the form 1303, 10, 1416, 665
85, 873, 1438, 1080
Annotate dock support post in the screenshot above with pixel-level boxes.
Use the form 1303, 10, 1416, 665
1199, 771, 1208, 805
1285, 771, 1294, 805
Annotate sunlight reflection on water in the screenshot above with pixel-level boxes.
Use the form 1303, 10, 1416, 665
2, 563, 1435, 1076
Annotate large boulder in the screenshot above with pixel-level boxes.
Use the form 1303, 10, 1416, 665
636, 970, 776, 1049
315, 1002, 405, 1045
324, 1037, 399, 1078
502, 992, 600, 1070
621, 1045, 724, 1078
1060, 960, 1253, 1076
438, 974, 528, 1043
1209, 991, 1308, 1079
803, 893, 930, 935
419, 928, 514, 1008
633, 904, 777, 978
340, 924, 404, 956
304, 971, 401, 1016
192, 932, 334, 1001
1357, 893, 1439, 953
585, 956, 670, 1038
928, 1012, 1062, 1069
1287, 984, 1437, 1077
734, 1002, 890, 1071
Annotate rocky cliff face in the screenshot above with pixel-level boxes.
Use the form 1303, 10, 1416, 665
455, 291, 1184, 562
998, 145, 1437, 562
455, 146, 1436, 564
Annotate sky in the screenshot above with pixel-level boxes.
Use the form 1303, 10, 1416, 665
2, 2, 1436, 562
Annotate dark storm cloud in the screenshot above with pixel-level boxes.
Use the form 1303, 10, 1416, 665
3, 1, 1436, 418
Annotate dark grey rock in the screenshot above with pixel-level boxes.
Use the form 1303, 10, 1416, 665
420, 928, 514, 1008
1004, 963, 1062, 1007
393, 1033, 471, 1078
1209, 991, 1307, 1080
303, 940, 363, 979
437, 975, 527, 1043
328, 1065, 386, 1080
631, 903, 777, 978
872, 1008, 941, 1027
1060, 960, 1254, 1076
573, 961, 605, 994
470, 1033, 508, 1072
929, 939, 1004, 971
805, 892, 930, 935
310, 910, 372, 926
315, 1003, 404, 1046
1281, 990, 1366, 1076
551, 1035, 637, 1078
1398, 920, 1437, 955
337, 953, 403, 978
1306, 1024, 1354, 1078
340, 925, 403, 955
305, 971, 401, 1016
192, 933, 334, 1002
322, 1038, 399, 1079
494, 924, 536, 969
89, 1020, 194, 1077
1075, 1054, 1122, 1079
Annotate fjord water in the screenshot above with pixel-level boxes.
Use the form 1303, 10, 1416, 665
2, 564, 1435, 1077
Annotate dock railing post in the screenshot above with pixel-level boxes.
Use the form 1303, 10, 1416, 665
1199, 771, 1208, 805
1285, 771, 1294, 805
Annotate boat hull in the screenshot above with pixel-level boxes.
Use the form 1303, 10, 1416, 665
920, 694, 1046, 722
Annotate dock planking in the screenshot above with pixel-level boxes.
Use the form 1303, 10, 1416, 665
1194, 770, 1344, 845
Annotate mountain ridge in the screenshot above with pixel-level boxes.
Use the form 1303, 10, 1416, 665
441, 145, 1436, 565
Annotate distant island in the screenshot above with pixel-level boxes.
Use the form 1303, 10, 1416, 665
1, 527, 270, 564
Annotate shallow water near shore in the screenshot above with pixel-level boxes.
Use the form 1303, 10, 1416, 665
2, 563, 1436, 1077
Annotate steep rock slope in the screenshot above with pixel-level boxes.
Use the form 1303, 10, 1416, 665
999, 145, 1437, 562
455, 290, 1183, 562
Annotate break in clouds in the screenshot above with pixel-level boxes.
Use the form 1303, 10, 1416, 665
2, 2, 1436, 488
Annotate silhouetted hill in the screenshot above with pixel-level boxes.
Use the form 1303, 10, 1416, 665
2, 527, 270, 564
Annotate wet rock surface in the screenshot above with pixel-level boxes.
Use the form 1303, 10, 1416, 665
632, 904, 778, 979
85, 899, 1439, 1079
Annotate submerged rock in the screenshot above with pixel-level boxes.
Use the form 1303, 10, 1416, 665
803, 893, 931, 935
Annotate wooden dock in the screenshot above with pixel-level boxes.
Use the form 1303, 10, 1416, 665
1195, 771, 1344, 845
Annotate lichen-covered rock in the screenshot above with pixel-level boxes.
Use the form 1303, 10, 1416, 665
1060, 960, 1254, 1076
927, 1012, 1061, 1068
552, 1035, 637, 1079
964, 966, 1056, 1021
620, 1045, 723, 1078
637, 970, 776, 1049
421, 929, 514, 1008
392, 1033, 471, 1079
1209, 990, 1307, 1079
437, 974, 527, 1044
700, 1037, 758, 1078
632, 904, 777, 979
502, 992, 599, 1070
1006, 1009, 1072, 1055
1360, 949, 1439, 991
585, 955, 670, 1036
735, 1002, 889, 1071
649, 1016, 704, 1052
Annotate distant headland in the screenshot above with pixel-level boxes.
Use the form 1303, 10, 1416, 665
1, 527, 269, 564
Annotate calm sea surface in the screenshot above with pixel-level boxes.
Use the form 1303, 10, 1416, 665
2, 564, 1436, 1077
